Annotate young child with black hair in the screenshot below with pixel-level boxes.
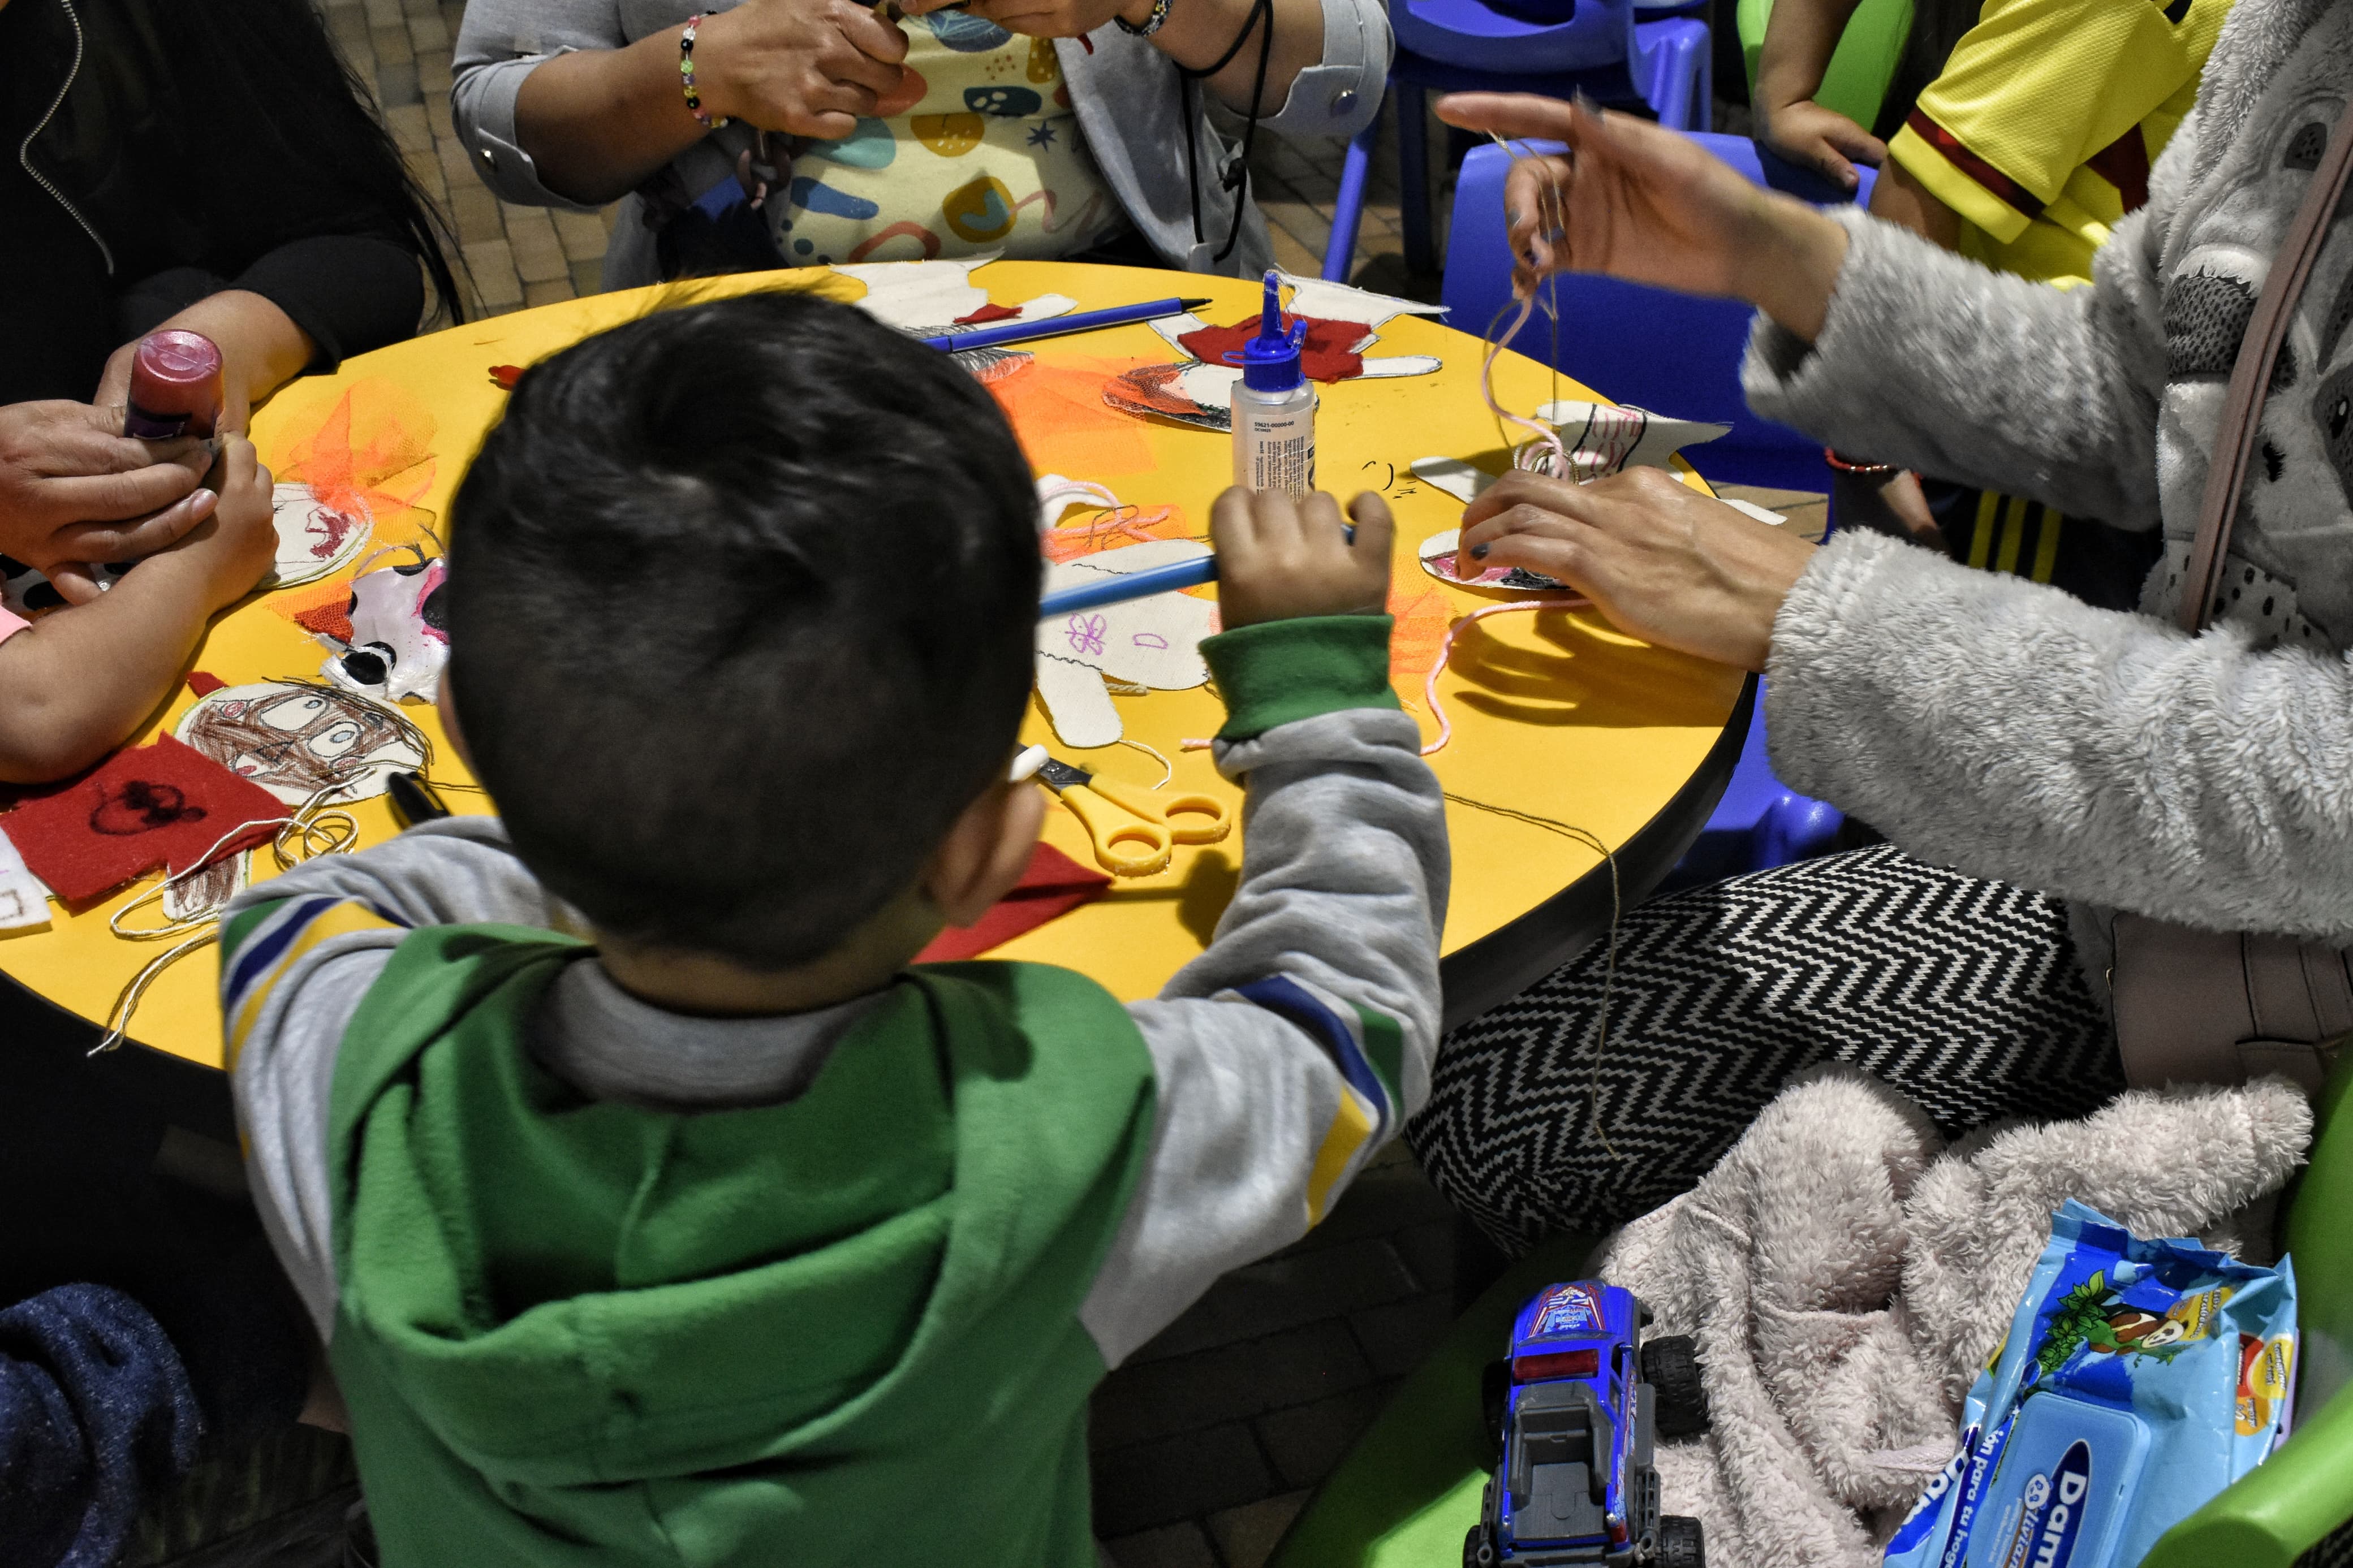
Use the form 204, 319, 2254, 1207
222, 290, 1446, 1564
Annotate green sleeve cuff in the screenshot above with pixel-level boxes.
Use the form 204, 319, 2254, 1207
1201, 615, 1400, 741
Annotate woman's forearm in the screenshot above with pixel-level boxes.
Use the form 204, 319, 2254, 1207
514, 31, 707, 206
1130, 0, 1325, 118
1735, 195, 1850, 343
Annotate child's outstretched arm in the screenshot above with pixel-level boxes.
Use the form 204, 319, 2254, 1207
0, 438, 277, 783
1082, 486, 1453, 1366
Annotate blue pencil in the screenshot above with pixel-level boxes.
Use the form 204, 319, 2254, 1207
1039, 555, 1218, 618
925, 296, 1212, 354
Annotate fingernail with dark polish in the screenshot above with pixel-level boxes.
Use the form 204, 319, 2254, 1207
1470, 542, 1489, 559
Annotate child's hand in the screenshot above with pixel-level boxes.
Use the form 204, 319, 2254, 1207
1757, 98, 1885, 193
165, 437, 278, 613
1210, 488, 1393, 629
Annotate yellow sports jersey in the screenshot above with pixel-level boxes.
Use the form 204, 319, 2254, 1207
778, 12, 1126, 267
1886, 0, 2231, 287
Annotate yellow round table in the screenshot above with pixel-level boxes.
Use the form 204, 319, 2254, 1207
0, 261, 1746, 1105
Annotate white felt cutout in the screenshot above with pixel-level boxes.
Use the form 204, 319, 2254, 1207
0, 828, 53, 934
1723, 499, 1788, 525
320, 558, 448, 703
266, 483, 373, 589
1416, 528, 1568, 592
832, 252, 1077, 335
175, 681, 423, 805
1035, 539, 1217, 748
1527, 401, 1730, 478
1274, 272, 1449, 332
1411, 458, 1493, 505
1036, 474, 1121, 532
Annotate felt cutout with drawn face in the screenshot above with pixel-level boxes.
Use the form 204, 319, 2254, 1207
175, 681, 424, 806
265, 483, 372, 589
1034, 539, 1217, 748
321, 558, 449, 703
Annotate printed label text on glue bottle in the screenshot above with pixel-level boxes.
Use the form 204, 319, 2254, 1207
1230, 270, 1315, 496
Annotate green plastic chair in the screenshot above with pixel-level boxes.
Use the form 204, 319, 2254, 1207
1269, 1052, 2353, 1567
1735, 0, 1911, 136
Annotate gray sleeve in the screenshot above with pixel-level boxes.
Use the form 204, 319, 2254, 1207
1741, 202, 2172, 528
1259, 0, 1391, 141
1079, 707, 1447, 1366
450, 1, 620, 209
228, 817, 571, 1342
1766, 528, 2353, 943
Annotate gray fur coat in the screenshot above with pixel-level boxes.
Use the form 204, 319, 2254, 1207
1744, 0, 2353, 985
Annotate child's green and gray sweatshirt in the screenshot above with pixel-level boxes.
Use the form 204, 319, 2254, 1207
222, 616, 1448, 1567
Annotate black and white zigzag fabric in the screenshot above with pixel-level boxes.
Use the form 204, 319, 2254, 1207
1407, 845, 2122, 1253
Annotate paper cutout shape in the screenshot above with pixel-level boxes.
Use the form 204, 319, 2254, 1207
912, 840, 1110, 961
1412, 403, 1732, 506
1033, 477, 1188, 562
163, 849, 248, 924
0, 828, 53, 934
831, 252, 1076, 335
175, 681, 424, 805
1416, 527, 1570, 592
0, 736, 286, 903
1104, 274, 1443, 433
265, 482, 372, 589
1035, 539, 1217, 748
318, 556, 449, 703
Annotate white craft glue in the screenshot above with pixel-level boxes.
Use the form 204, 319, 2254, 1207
1230, 270, 1315, 495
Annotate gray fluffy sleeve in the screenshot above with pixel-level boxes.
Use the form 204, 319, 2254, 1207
1766, 528, 2353, 943
1741, 204, 2171, 529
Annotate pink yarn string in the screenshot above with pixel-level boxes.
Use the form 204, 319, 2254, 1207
1420, 596, 1588, 755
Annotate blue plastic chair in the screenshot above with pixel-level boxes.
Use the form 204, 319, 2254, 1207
1321, 0, 1710, 282
1440, 134, 1873, 493
1438, 133, 1860, 882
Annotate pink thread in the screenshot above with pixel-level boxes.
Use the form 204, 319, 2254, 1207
1420, 597, 1588, 756
1041, 503, 1180, 562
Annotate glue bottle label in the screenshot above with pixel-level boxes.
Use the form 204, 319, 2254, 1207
1232, 391, 1316, 495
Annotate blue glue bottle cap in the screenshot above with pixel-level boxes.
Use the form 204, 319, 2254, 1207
1238, 269, 1307, 393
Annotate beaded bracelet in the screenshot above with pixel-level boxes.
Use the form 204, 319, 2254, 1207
680, 14, 729, 130
1822, 447, 1897, 476
1116, 0, 1171, 37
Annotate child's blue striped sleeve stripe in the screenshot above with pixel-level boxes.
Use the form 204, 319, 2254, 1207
1232, 975, 1407, 1225
218, 895, 409, 1071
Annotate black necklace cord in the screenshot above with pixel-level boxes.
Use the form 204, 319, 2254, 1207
1176, 0, 1277, 263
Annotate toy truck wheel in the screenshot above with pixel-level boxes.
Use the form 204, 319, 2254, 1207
1639, 1336, 1709, 1438
1462, 1524, 1497, 1568
1479, 1359, 1510, 1462
1654, 1514, 1704, 1568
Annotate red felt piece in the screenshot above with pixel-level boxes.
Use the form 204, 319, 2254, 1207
186, 671, 226, 697
293, 599, 355, 645
1176, 313, 1367, 383
913, 840, 1110, 963
953, 302, 1023, 326
1, 735, 287, 903
490, 364, 524, 390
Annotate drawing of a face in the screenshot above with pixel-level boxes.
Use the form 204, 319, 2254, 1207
175, 681, 422, 805
266, 483, 373, 588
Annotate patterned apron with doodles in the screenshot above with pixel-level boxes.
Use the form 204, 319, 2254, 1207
770, 11, 1127, 267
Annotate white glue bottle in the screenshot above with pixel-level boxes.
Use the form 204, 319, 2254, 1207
1230, 269, 1315, 495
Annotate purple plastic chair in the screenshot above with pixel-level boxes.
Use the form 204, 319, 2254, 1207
1321, 0, 1710, 281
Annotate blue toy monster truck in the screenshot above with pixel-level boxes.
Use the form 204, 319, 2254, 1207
1464, 1280, 1709, 1568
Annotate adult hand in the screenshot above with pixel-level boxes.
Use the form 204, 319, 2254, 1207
697, 0, 913, 137
1757, 97, 1884, 192
1455, 468, 1816, 672
1433, 92, 1851, 340
0, 401, 218, 598
1210, 487, 1394, 628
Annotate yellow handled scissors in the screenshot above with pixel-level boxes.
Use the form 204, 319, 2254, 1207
1033, 756, 1230, 878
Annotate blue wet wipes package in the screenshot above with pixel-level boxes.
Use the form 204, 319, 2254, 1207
1882, 1200, 2296, 1568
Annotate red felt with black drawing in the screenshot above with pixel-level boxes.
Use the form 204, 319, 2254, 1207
1, 736, 287, 902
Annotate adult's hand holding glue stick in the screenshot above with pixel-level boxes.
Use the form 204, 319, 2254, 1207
20, 330, 239, 605
0, 396, 219, 607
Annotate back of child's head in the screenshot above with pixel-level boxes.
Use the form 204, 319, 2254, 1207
447, 291, 1040, 969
